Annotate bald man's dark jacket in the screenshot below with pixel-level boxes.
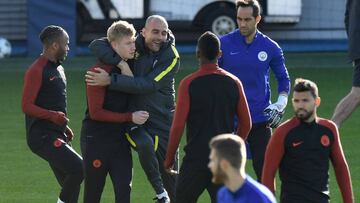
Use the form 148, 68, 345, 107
89, 34, 180, 132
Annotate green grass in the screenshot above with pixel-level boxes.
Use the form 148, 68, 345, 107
0, 52, 358, 202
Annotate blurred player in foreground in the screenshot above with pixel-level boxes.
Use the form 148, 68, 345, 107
209, 134, 276, 203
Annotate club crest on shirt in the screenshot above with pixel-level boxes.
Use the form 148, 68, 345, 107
93, 159, 102, 168
258, 51, 268, 61
320, 134, 330, 147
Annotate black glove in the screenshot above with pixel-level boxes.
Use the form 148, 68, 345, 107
264, 108, 284, 128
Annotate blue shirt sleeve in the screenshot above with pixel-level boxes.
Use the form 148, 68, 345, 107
269, 44, 290, 95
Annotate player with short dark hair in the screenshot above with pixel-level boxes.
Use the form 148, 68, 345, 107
81, 20, 149, 203
219, 0, 290, 181
164, 31, 252, 203
209, 134, 276, 203
21, 25, 83, 203
262, 78, 354, 203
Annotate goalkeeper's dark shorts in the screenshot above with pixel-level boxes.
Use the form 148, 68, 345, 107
27, 127, 83, 203
352, 59, 360, 87
247, 122, 272, 181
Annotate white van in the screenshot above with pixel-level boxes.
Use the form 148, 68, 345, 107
77, 0, 301, 41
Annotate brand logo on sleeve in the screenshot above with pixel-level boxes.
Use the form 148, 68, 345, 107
49, 76, 57, 81
258, 51, 268, 61
230, 51, 241, 55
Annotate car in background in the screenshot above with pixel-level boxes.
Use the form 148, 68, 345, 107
77, 0, 301, 42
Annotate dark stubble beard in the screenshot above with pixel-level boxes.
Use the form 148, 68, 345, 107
295, 108, 314, 121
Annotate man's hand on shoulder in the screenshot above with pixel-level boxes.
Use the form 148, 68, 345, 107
85, 68, 111, 86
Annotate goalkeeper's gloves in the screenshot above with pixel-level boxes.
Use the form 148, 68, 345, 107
264, 94, 288, 128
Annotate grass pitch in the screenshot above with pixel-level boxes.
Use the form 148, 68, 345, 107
0, 52, 358, 202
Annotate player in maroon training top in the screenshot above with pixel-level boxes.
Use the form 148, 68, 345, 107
262, 78, 354, 203
164, 31, 252, 203
80, 20, 149, 203
21, 25, 83, 203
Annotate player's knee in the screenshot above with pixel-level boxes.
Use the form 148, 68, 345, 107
65, 169, 84, 187
71, 160, 84, 183
136, 137, 154, 153
350, 87, 360, 102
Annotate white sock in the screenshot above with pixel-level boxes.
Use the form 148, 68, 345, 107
156, 190, 169, 199
57, 197, 65, 203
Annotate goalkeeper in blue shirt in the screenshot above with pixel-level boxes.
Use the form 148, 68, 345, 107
219, 0, 290, 181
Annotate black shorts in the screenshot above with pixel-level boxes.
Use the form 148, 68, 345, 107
81, 137, 132, 203
27, 127, 84, 203
175, 161, 221, 203
352, 59, 360, 87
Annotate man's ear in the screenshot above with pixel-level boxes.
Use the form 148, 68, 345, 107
255, 15, 262, 24
315, 97, 321, 107
220, 159, 229, 170
51, 42, 59, 51
141, 28, 146, 38
110, 41, 117, 50
217, 50, 222, 59
196, 49, 200, 59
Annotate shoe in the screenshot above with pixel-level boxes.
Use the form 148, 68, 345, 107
154, 190, 170, 203
153, 196, 170, 203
